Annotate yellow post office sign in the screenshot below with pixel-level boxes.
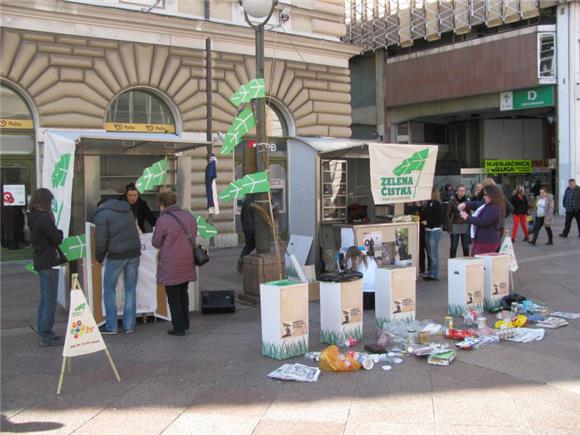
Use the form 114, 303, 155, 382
104, 122, 175, 133
485, 160, 532, 174
0, 119, 34, 129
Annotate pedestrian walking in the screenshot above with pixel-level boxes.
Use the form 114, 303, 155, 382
119, 183, 157, 233
421, 188, 443, 281
28, 188, 66, 346
459, 184, 504, 255
529, 186, 554, 246
559, 178, 580, 238
152, 191, 197, 336
445, 184, 470, 258
95, 198, 141, 334
510, 185, 529, 242
237, 194, 256, 273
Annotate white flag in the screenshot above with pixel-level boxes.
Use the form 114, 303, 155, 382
63, 289, 106, 357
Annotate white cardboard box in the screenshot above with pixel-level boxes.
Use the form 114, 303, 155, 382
260, 280, 309, 360
447, 257, 484, 316
375, 266, 416, 325
320, 279, 363, 344
475, 253, 510, 310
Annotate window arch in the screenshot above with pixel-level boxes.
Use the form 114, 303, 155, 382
266, 104, 288, 138
0, 83, 34, 129
105, 89, 176, 133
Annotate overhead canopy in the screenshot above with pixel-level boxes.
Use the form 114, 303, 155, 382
42, 130, 211, 155
295, 137, 408, 159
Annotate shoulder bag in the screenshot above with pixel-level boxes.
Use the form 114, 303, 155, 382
165, 211, 209, 267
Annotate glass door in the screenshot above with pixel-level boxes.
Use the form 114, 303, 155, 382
1, 157, 35, 260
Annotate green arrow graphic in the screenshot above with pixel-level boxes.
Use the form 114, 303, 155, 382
194, 215, 218, 239
230, 79, 266, 107
59, 234, 87, 261
240, 171, 270, 194
218, 179, 246, 202
135, 158, 168, 193
51, 153, 71, 188
221, 108, 256, 155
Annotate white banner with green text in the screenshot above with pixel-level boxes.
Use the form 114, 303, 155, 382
369, 144, 438, 205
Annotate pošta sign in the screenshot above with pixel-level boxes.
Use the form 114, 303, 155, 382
485, 160, 532, 174
104, 122, 176, 133
0, 119, 34, 129
369, 144, 438, 204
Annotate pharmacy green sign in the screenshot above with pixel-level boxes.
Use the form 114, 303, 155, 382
485, 160, 532, 174
500, 86, 554, 111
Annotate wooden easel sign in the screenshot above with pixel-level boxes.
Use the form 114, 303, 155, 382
57, 274, 121, 395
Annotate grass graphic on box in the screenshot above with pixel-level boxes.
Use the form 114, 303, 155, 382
484, 298, 503, 312
448, 303, 484, 317
320, 324, 363, 345
262, 337, 308, 360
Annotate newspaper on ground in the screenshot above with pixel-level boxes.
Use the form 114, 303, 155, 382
268, 363, 321, 382
536, 317, 569, 329
506, 328, 545, 343
549, 311, 580, 320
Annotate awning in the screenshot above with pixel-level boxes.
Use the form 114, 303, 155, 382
294, 136, 398, 159
42, 130, 211, 155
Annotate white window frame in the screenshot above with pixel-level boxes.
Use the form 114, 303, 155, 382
538, 32, 557, 85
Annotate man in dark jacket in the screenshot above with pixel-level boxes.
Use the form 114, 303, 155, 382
95, 199, 141, 334
559, 178, 580, 238
237, 194, 256, 273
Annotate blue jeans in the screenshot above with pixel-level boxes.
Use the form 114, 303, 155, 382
37, 269, 59, 342
103, 257, 140, 332
426, 229, 442, 279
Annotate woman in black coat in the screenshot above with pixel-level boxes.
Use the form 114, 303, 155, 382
119, 183, 157, 233
28, 188, 65, 346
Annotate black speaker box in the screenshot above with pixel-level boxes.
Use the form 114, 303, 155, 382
201, 290, 236, 314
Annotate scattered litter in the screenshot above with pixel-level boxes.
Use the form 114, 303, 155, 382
506, 328, 545, 343
421, 323, 443, 335
428, 349, 456, 366
268, 364, 321, 382
445, 328, 476, 340
381, 365, 392, 371
550, 311, 580, 320
304, 352, 321, 362
536, 317, 569, 329
456, 336, 499, 350
319, 345, 361, 372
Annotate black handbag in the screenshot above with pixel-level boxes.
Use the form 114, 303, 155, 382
166, 212, 209, 267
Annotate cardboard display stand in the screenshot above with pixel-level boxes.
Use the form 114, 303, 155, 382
375, 266, 416, 326
475, 253, 510, 310
320, 278, 363, 344
260, 280, 309, 360
447, 258, 485, 316
57, 274, 121, 395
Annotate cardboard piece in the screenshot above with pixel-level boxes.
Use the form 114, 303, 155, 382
447, 257, 485, 316
375, 266, 416, 326
260, 280, 309, 360
308, 281, 320, 302
320, 279, 363, 344
475, 253, 510, 310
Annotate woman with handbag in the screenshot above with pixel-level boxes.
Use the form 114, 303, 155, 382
152, 191, 198, 336
28, 188, 65, 346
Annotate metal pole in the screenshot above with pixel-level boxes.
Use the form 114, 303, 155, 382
254, 23, 272, 253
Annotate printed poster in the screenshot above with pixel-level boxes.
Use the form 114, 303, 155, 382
391, 267, 415, 321
492, 256, 510, 297
2, 184, 26, 206
63, 289, 106, 357
362, 232, 382, 256
466, 263, 484, 309
340, 280, 362, 325
369, 144, 438, 204
280, 286, 308, 340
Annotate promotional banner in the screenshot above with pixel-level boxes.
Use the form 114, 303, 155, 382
42, 132, 76, 237
369, 144, 438, 204
63, 289, 106, 357
499, 237, 519, 272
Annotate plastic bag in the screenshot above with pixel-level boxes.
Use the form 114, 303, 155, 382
319, 345, 361, 372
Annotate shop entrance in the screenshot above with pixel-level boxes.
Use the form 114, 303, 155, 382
1, 156, 35, 260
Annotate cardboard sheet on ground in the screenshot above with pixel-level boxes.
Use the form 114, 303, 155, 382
369, 144, 438, 204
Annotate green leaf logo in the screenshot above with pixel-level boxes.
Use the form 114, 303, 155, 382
51, 153, 71, 188
59, 234, 87, 261
230, 79, 266, 107
135, 159, 168, 193
194, 215, 218, 239
218, 171, 270, 203
220, 108, 256, 155
393, 149, 429, 176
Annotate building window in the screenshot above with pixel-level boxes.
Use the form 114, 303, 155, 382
105, 90, 176, 133
538, 32, 556, 83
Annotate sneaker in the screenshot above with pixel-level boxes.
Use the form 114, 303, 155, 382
39, 336, 63, 347
99, 326, 117, 335
124, 329, 134, 334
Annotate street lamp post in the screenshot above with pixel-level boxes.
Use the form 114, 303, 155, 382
241, 0, 277, 254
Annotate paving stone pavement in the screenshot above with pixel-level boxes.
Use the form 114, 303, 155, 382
1, 217, 580, 434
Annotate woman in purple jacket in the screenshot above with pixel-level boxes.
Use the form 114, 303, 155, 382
459, 184, 504, 255
152, 192, 197, 336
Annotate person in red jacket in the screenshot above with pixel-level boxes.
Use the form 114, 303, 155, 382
152, 191, 197, 336
510, 185, 529, 242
